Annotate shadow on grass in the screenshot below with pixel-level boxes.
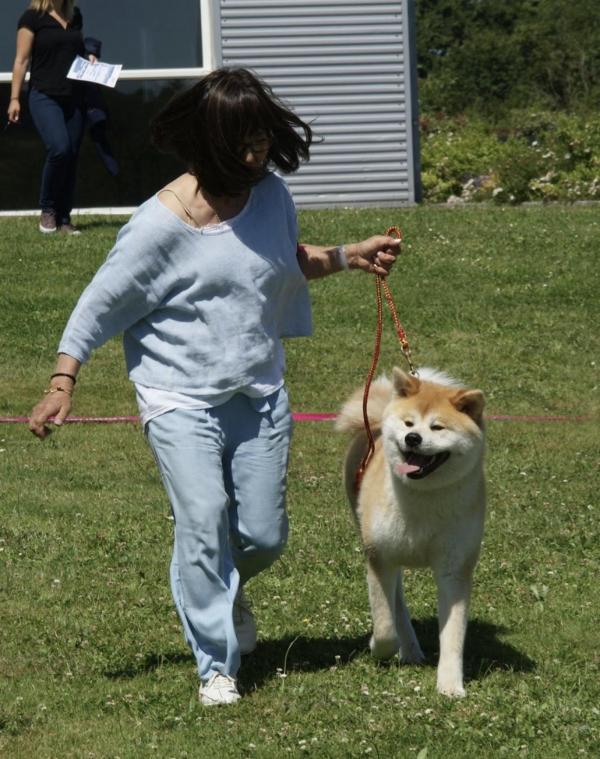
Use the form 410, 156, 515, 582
103, 617, 535, 691
104, 651, 192, 679
74, 219, 124, 232
414, 616, 536, 685
238, 617, 535, 691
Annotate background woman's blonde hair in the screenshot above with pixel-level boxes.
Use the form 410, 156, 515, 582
29, 0, 75, 20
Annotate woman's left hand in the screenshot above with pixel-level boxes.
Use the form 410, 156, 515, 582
346, 235, 401, 276
87, 54, 98, 64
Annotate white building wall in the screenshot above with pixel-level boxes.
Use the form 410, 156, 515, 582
219, 0, 420, 207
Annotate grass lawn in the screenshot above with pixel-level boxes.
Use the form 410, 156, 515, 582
0, 205, 598, 758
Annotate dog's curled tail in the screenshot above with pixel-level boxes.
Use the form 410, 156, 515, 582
335, 376, 393, 435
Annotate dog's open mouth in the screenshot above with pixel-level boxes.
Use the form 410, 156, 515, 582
395, 452, 450, 479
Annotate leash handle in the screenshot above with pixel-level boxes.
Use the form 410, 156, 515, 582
379, 226, 416, 375
354, 226, 415, 494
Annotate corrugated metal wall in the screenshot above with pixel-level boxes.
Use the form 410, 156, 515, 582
219, 0, 420, 208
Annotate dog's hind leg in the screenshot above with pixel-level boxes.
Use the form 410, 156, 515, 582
366, 559, 401, 659
434, 568, 472, 697
395, 571, 425, 664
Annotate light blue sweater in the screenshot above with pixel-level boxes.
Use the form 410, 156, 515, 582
59, 172, 312, 394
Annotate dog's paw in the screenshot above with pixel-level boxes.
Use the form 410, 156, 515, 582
436, 679, 466, 698
369, 634, 399, 660
436, 660, 466, 697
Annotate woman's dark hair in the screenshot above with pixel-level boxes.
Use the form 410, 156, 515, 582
151, 67, 313, 197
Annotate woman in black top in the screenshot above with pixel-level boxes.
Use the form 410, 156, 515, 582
8, 1, 97, 234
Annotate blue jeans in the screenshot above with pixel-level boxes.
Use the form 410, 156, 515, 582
146, 389, 292, 682
28, 88, 84, 225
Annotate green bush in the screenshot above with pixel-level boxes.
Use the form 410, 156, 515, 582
420, 111, 600, 203
416, 0, 600, 114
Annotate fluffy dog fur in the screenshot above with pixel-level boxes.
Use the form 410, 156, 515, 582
336, 367, 486, 697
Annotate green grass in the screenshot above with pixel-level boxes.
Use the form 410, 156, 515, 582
1, 207, 598, 757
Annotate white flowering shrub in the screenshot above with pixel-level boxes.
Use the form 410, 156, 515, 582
420, 112, 600, 203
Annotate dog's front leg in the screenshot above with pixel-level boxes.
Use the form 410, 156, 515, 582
434, 569, 472, 697
395, 571, 425, 664
366, 558, 400, 659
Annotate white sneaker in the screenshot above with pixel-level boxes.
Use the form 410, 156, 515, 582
234, 587, 257, 655
199, 673, 241, 705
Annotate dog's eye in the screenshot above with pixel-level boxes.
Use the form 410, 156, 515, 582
404, 420, 414, 427
430, 423, 445, 431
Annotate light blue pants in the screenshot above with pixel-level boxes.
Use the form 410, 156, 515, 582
145, 388, 292, 682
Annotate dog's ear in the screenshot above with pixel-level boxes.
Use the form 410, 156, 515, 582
392, 367, 420, 397
452, 389, 485, 425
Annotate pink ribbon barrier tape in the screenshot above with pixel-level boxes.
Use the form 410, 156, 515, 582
0, 413, 591, 425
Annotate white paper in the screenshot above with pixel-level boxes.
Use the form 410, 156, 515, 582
67, 56, 122, 88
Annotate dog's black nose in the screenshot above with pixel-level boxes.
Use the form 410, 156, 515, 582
405, 432, 422, 448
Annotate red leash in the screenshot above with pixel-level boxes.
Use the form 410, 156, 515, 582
354, 226, 416, 494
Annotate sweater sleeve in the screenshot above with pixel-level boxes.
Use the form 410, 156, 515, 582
58, 208, 176, 363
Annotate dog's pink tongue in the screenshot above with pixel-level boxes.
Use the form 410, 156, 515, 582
394, 462, 421, 475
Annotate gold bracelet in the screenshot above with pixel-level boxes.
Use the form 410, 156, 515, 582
44, 386, 73, 397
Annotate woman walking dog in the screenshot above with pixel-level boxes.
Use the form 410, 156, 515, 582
28, 67, 400, 705
8, 1, 97, 234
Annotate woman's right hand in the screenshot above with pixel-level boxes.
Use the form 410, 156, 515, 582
7, 98, 20, 123
29, 390, 72, 439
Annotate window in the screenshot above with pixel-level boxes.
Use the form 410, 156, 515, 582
0, 0, 206, 72
80, 0, 202, 70
0, 1, 29, 71
0, 1, 211, 210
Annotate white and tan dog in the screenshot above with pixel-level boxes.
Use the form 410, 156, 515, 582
337, 368, 486, 697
